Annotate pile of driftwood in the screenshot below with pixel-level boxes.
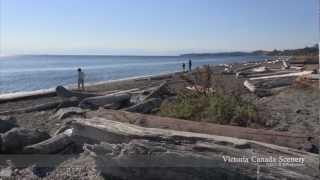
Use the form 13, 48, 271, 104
25, 117, 320, 179
1, 114, 317, 179
0, 82, 172, 116
237, 61, 315, 97
0, 101, 318, 179
57, 82, 172, 114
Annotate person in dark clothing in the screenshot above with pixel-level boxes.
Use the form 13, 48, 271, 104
77, 68, 85, 91
304, 137, 319, 154
182, 63, 186, 72
188, 59, 192, 72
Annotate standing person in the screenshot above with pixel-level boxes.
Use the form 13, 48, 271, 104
77, 68, 85, 91
182, 63, 186, 72
188, 59, 192, 72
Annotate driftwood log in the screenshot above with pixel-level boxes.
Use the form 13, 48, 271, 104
234, 64, 262, 73
79, 93, 131, 109
244, 77, 297, 97
1, 128, 50, 153
123, 98, 161, 113
85, 109, 310, 150
250, 71, 313, 80
71, 118, 318, 180
243, 69, 299, 78
23, 132, 73, 154
0, 98, 79, 115
144, 81, 171, 100
56, 86, 100, 99
51, 107, 86, 120
236, 66, 269, 78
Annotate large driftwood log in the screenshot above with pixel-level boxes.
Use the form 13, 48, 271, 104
71, 118, 318, 180
123, 98, 161, 113
85, 109, 310, 150
56, 86, 100, 99
243, 70, 299, 78
1, 128, 50, 153
252, 77, 296, 89
236, 66, 270, 78
0, 98, 79, 115
250, 71, 313, 80
234, 64, 262, 73
244, 77, 296, 97
51, 107, 86, 120
79, 93, 131, 109
23, 132, 73, 154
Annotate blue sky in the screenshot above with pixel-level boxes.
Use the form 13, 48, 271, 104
0, 0, 318, 55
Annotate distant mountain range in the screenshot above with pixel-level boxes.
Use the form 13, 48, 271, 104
180, 44, 319, 57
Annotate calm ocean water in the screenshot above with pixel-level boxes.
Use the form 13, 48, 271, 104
0, 55, 267, 94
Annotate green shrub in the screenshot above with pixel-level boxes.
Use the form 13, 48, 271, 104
159, 92, 258, 127
159, 66, 259, 127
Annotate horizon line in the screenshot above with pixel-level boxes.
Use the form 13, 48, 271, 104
0, 44, 317, 57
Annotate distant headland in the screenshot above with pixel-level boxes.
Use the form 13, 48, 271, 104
180, 44, 318, 58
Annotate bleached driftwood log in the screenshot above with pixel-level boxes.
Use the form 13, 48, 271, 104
282, 60, 290, 69
244, 77, 296, 97
79, 93, 131, 109
244, 80, 256, 92
242, 69, 298, 78
237, 66, 270, 78
249, 71, 313, 80
71, 118, 318, 180
84, 109, 310, 150
234, 64, 262, 73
